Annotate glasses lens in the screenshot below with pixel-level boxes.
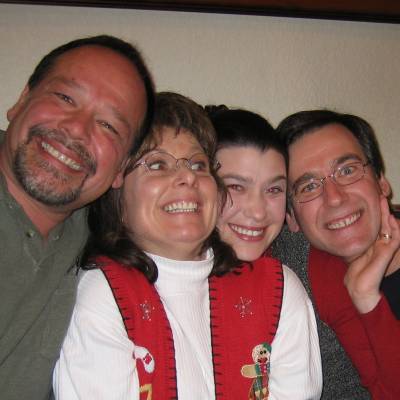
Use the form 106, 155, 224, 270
294, 179, 323, 203
294, 161, 366, 203
334, 162, 364, 186
189, 153, 211, 174
145, 152, 175, 173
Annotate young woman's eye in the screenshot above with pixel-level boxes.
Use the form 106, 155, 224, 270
227, 184, 244, 192
268, 186, 284, 194
54, 92, 73, 104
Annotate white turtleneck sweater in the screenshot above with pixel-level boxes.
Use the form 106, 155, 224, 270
152, 252, 215, 399
53, 252, 322, 399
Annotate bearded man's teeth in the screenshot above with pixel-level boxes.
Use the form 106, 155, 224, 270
231, 224, 263, 237
164, 201, 198, 213
328, 212, 361, 230
41, 142, 82, 171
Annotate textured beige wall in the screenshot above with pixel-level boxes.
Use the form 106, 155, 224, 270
1, 3, 399, 201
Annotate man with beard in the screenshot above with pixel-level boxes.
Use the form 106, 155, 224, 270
276, 110, 400, 399
0, 35, 154, 399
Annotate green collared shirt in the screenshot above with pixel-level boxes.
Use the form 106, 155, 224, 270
0, 130, 89, 399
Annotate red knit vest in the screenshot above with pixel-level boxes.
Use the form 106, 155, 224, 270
100, 255, 283, 399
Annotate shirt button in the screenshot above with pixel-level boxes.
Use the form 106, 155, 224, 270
25, 229, 35, 238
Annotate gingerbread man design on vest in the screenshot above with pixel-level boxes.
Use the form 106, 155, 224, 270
241, 342, 271, 400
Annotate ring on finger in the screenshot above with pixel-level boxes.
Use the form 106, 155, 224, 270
380, 232, 392, 240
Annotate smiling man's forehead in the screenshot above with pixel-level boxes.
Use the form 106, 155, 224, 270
288, 125, 365, 177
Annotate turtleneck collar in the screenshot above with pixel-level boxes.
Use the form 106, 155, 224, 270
147, 249, 214, 296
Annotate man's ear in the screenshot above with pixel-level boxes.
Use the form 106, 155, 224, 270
7, 85, 30, 122
111, 157, 131, 189
286, 208, 300, 233
378, 174, 392, 198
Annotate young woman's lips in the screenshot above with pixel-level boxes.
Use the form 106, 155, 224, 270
229, 223, 266, 241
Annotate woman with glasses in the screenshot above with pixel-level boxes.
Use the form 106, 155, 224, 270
53, 93, 322, 399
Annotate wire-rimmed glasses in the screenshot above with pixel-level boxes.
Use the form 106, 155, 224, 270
291, 160, 369, 203
131, 151, 212, 176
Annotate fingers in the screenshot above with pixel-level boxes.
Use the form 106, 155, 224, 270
384, 215, 400, 276
378, 196, 400, 248
388, 213, 400, 246
379, 232, 392, 241
379, 196, 391, 241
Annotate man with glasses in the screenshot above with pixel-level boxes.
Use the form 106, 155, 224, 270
277, 110, 400, 399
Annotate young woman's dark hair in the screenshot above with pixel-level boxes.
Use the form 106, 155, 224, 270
206, 105, 288, 169
28, 34, 155, 157
82, 92, 239, 282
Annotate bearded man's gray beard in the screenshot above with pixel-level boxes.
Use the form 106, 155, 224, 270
13, 126, 95, 207
14, 146, 87, 206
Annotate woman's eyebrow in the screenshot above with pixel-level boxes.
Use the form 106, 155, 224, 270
220, 173, 251, 184
270, 175, 287, 184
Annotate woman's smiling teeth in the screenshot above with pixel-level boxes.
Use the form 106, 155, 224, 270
230, 224, 264, 237
327, 211, 361, 230
41, 141, 82, 171
164, 201, 198, 213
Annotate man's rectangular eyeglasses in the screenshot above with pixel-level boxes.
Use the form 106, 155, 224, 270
291, 160, 370, 203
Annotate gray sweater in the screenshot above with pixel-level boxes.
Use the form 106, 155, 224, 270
272, 226, 370, 399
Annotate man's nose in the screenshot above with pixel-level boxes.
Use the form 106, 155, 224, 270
59, 110, 92, 144
322, 177, 347, 207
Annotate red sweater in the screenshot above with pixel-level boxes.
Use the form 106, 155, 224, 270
309, 247, 400, 399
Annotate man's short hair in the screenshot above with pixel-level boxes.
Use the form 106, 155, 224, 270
277, 110, 385, 177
